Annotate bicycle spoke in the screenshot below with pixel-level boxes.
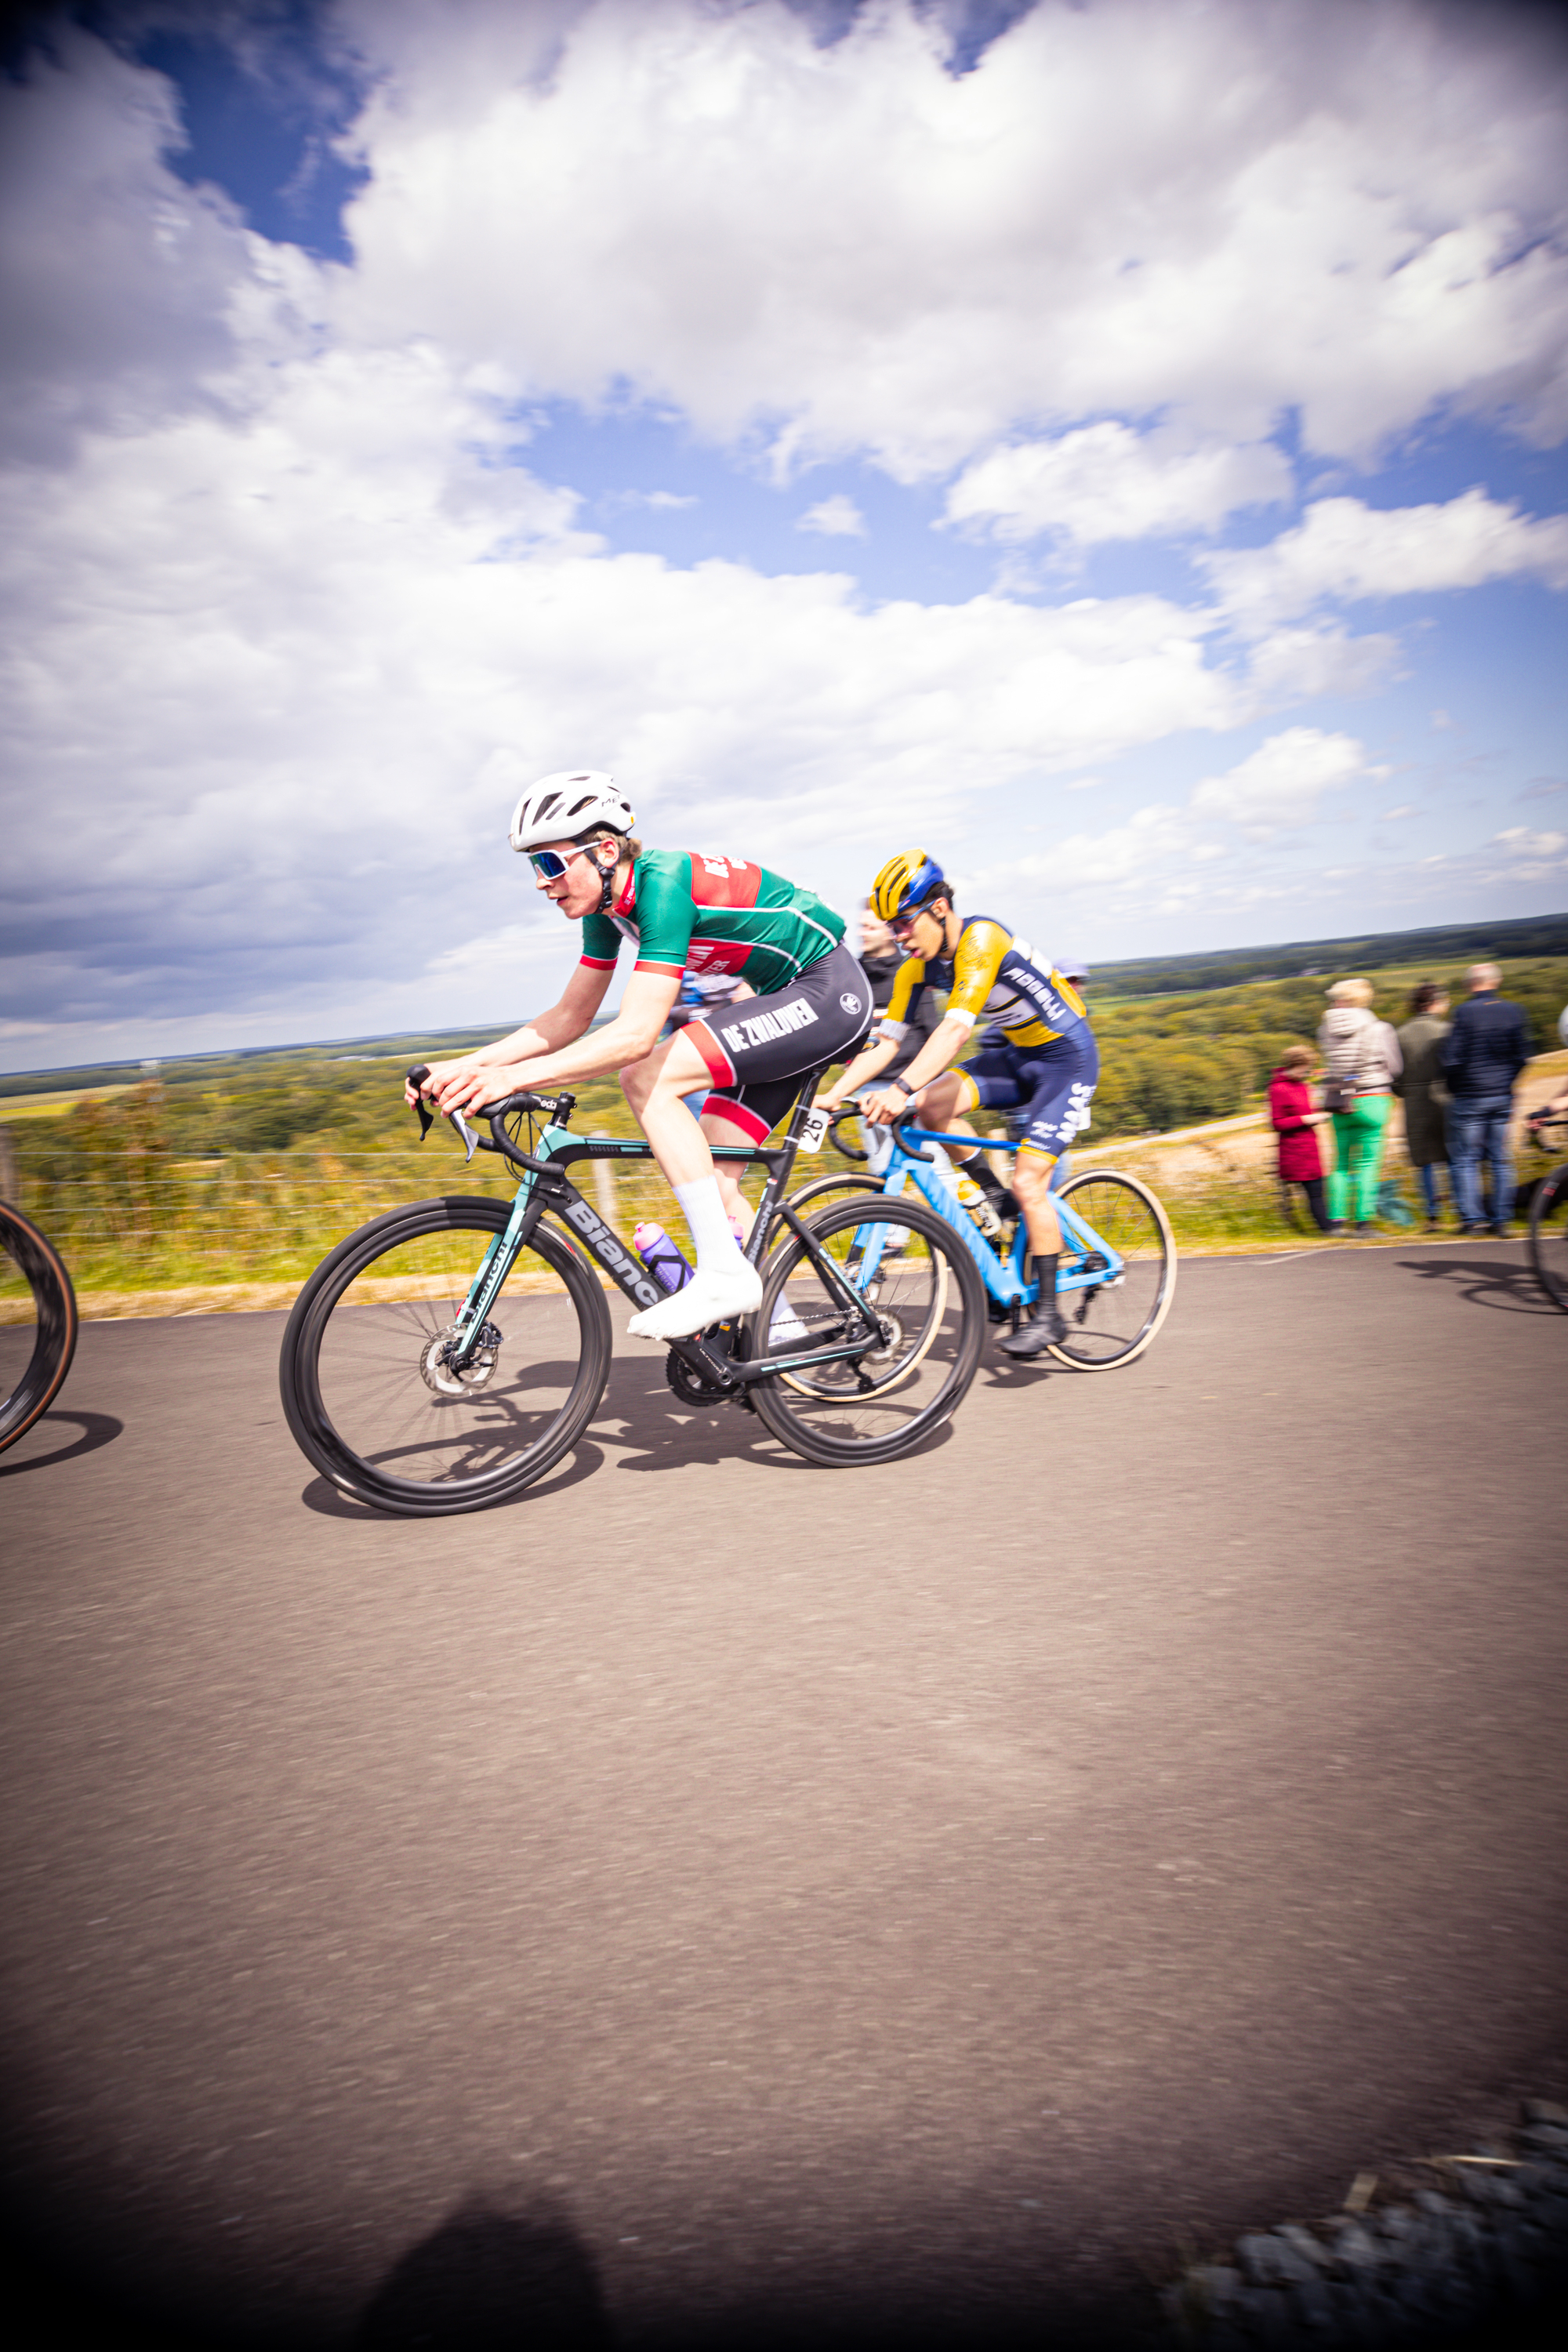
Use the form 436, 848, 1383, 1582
1048, 1172, 1176, 1369
750, 1195, 984, 1463
281, 1201, 611, 1513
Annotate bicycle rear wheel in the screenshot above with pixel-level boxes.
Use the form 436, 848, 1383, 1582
0, 1202, 78, 1454
749, 1193, 984, 1465
280, 1196, 612, 1515
1529, 1164, 1568, 1313
1048, 1170, 1176, 1369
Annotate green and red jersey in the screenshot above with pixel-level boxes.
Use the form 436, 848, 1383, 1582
580, 850, 844, 996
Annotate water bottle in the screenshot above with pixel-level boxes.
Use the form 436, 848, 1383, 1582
954, 1172, 1002, 1240
632, 1221, 693, 1293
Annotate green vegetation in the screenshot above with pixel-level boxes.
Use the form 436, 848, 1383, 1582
3, 947, 1565, 1294
1090, 954, 1568, 1137
1086, 910, 1568, 1001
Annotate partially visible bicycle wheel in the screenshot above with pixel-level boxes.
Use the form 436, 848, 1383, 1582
0, 1202, 78, 1454
1529, 1164, 1568, 1313
1047, 1170, 1176, 1370
748, 1193, 984, 1465
782, 1171, 885, 1220
280, 1196, 612, 1515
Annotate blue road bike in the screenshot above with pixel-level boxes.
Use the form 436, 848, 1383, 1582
789, 1111, 1177, 1370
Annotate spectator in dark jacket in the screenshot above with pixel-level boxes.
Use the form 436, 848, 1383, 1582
1439, 964, 1530, 1234
1269, 1046, 1333, 1232
1393, 981, 1451, 1229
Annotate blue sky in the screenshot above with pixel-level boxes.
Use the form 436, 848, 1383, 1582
2, 0, 1566, 1069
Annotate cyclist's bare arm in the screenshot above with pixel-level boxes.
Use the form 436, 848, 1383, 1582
426, 967, 682, 1115
863, 1012, 974, 1123
817, 1033, 899, 1112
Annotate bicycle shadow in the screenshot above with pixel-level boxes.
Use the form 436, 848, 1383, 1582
0, 1409, 124, 1477
299, 1440, 608, 1519
1396, 1251, 1552, 1314
596, 1348, 959, 1475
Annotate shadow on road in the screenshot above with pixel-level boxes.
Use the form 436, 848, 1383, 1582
597, 1351, 958, 1476
356, 2194, 613, 2350
1396, 1253, 1552, 1313
0, 1409, 124, 1477
298, 1442, 608, 1519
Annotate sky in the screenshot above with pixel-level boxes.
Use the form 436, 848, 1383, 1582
1, 0, 1566, 1072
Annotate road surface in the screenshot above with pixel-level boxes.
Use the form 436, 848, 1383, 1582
2, 1240, 1565, 2348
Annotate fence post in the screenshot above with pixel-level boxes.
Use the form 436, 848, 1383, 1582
587, 1133, 619, 1230
0, 1125, 15, 1203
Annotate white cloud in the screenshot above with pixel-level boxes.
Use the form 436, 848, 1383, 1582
0, 333, 1265, 1032
798, 494, 866, 538
1381, 804, 1417, 820
1493, 826, 1567, 858
1189, 728, 1371, 836
0, 27, 281, 463
1205, 489, 1568, 626
946, 423, 1290, 545
329, 0, 1568, 476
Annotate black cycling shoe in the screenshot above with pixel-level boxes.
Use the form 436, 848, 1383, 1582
998, 1300, 1067, 1359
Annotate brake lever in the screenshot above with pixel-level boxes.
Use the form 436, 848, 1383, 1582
407, 1064, 435, 1142
452, 1108, 480, 1164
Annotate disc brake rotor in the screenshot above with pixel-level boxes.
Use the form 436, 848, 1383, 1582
419, 1319, 503, 1396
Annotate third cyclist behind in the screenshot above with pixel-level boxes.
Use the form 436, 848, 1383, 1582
815, 850, 1098, 1359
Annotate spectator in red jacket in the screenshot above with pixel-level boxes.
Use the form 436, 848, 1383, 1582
1269, 1045, 1334, 1233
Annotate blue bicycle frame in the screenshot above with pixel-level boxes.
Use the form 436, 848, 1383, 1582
858, 1126, 1125, 1308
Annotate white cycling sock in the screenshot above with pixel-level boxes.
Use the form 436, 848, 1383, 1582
673, 1178, 749, 1275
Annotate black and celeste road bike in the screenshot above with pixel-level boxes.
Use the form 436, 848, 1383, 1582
279, 1064, 986, 1514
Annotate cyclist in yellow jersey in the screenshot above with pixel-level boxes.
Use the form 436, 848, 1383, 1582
816, 850, 1099, 1358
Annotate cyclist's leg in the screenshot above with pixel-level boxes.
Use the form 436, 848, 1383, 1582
622, 946, 872, 1338
698, 1076, 800, 1236
997, 1037, 1098, 1359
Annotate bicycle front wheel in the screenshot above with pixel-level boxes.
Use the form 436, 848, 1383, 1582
1529, 1163, 1568, 1313
0, 1203, 79, 1454
1049, 1170, 1176, 1369
280, 1197, 612, 1515
748, 1193, 985, 1465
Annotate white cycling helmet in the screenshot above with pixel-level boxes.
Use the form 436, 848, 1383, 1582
508, 771, 635, 853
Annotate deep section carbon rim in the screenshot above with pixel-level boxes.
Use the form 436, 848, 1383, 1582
748, 1192, 985, 1465
279, 1196, 612, 1514
0, 1203, 78, 1454
1529, 1166, 1568, 1313
1047, 1170, 1176, 1369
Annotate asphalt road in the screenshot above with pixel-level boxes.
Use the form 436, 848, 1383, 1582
2, 1241, 1566, 2350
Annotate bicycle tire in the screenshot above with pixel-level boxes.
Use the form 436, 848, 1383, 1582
0, 1202, 79, 1454
1528, 1163, 1568, 1314
782, 1171, 886, 1217
1046, 1170, 1176, 1370
748, 1192, 985, 1466
279, 1196, 612, 1515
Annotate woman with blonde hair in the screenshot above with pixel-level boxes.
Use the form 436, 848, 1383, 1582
1317, 977, 1403, 1232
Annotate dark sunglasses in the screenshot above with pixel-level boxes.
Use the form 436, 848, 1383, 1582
528, 843, 603, 882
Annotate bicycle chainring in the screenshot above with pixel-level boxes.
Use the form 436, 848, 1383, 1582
665, 1351, 735, 1407
420, 1319, 503, 1395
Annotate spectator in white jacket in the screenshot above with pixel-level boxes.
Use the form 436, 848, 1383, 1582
1317, 978, 1404, 1232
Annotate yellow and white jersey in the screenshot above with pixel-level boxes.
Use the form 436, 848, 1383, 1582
877, 916, 1090, 1051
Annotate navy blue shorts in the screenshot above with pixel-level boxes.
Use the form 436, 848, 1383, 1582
962, 1030, 1099, 1160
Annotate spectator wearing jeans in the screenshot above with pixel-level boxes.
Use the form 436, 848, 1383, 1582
1441, 963, 1530, 1236
1317, 978, 1403, 1232
1393, 981, 1452, 1230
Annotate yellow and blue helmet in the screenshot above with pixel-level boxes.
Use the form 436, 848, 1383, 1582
870, 848, 949, 925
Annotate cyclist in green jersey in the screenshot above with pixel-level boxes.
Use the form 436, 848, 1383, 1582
411, 772, 872, 1341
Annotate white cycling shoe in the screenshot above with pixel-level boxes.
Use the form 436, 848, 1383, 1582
626, 1259, 763, 1341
